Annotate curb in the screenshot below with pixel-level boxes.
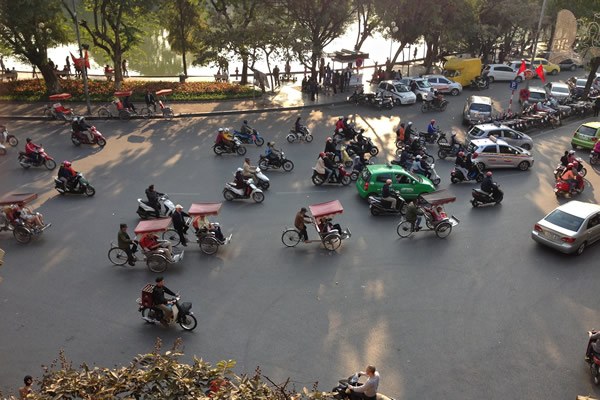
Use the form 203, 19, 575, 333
0, 101, 349, 121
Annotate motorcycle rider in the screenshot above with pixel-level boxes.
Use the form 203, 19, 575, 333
396, 123, 406, 143
71, 116, 94, 142
240, 119, 253, 135
427, 119, 437, 135
24, 138, 42, 165
593, 141, 600, 158
455, 151, 469, 180
560, 163, 577, 192
560, 150, 569, 167
314, 152, 332, 182
481, 171, 501, 200
449, 132, 461, 153
433, 90, 444, 108
145, 184, 163, 216
117, 223, 137, 266
567, 150, 577, 164
586, 332, 600, 361
294, 116, 306, 136
242, 157, 257, 179
58, 160, 79, 190
335, 116, 345, 132
234, 168, 250, 195
418, 156, 432, 179
345, 365, 380, 400
215, 127, 234, 152
324, 152, 339, 182
405, 121, 415, 144
152, 276, 177, 326
381, 179, 397, 210
266, 141, 282, 162
324, 136, 338, 157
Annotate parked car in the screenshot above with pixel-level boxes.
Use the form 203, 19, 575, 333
558, 58, 583, 71
376, 80, 417, 105
533, 57, 561, 75
482, 64, 521, 82
404, 77, 434, 101
544, 82, 571, 100
466, 123, 533, 150
520, 86, 547, 104
355, 164, 435, 199
466, 137, 534, 171
532, 200, 600, 255
571, 122, 600, 150
422, 74, 462, 96
507, 60, 534, 79
463, 95, 493, 125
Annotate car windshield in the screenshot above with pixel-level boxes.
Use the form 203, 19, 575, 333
361, 169, 371, 181
394, 84, 410, 92
443, 69, 460, 78
577, 125, 598, 137
404, 170, 422, 182
576, 79, 587, 87
417, 80, 432, 89
552, 86, 569, 94
544, 209, 584, 232
530, 91, 545, 99
469, 103, 492, 113
469, 126, 485, 137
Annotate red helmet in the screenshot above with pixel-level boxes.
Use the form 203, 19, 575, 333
458, 151, 465, 157
486, 171, 492, 177
430, 119, 436, 124
567, 162, 574, 168
319, 152, 326, 158
573, 161, 579, 167
62, 161, 71, 167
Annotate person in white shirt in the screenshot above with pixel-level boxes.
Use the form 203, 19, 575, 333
346, 365, 380, 400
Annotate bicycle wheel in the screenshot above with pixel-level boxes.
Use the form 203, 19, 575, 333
163, 108, 174, 120
108, 247, 128, 266
435, 221, 452, 238
396, 220, 414, 238
162, 229, 181, 247
322, 233, 342, 251
98, 108, 111, 120
281, 229, 301, 247
140, 107, 152, 119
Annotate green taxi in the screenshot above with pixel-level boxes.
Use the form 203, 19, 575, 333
356, 164, 436, 199
571, 122, 600, 150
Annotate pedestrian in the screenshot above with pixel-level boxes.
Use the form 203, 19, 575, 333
339, 70, 345, 93
385, 57, 391, 71
235, 66, 239, 80
309, 78, 317, 101
0, 55, 5, 73
171, 204, 190, 247
284, 60, 291, 80
19, 375, 34, 399
594, 97, 600, 117
122, 59, 128, 77
273, 65, 280, 87
344, 66, 352, 88
332, 71, 338, 94
319, 57, 325, 83
48, 58, 55, 70
144, 89, 157, 113
294, 207, 312, 242
117, 223, 137, 266
32, 65, 37, 78
65, 55, 71, 74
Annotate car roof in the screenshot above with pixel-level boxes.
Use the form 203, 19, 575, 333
487, 63, 511, 68
468, 95, 492, 104
529, 86, 546, 93
549, 82, 569, 88
367, 164, 405, 174
582, 122, 600, 129
380, 80, 407, 85
554, 201, 600, 219
471, 138, 510, 147
474, 123, 515, 131
422, 74, 446, 79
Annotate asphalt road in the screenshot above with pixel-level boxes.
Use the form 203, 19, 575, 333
1, 74, 600, 399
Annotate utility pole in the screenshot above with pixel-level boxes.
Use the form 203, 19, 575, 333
72, 0, 91, 115
530, 0, 549, 67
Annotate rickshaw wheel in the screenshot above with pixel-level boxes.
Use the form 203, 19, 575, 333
140, 107, 152, 119
108, 247, 128, 266
163, 108, 174, 120
323, 233, 342, 251
396, 220, 414, 238
98, 108, 111, 120
281, 229, 301, 247
13, 226, 32, 244
424, 212, 435, 229
435, 221, 452, 238
162, 229, 181, 246
147, 254, 168, 273
118, 110, 131, 121
200, 237, 219, 255
43, 107, 54, 119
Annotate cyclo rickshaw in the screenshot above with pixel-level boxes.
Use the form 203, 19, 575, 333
162, 202, 232, 255
108, 218, 184, 273
396, 190, 459, 239
97, 90, 144, 120
0, 193, 51, 244
281, 200, 351, 251
43, 93, 75, 121
142, 89, 175, 120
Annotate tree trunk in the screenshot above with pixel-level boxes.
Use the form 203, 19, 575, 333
39, 64, 62, 94
584, 57, 600, 99
241, 54, 249, 85
113, 50, 123, 90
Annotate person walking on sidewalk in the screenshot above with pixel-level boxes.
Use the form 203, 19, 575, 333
594, 97, 600, 117
273, 65, 280, 87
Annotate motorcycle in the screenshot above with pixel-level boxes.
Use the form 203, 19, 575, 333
365, 92, 394, 109
0, 126, 18, 155
590, 150, 599, 166
333, 124, 361, 142
421, 99, 448, 112
213, 137, 247, 156
418, 129, 439, 144
18, 147, 57, 170
586, 330, 600, 385
331, 372, 393, 400
347, 87, 368, 105
71, 126, 107, 147
137, 194, 176, 219
350, 156, 374, 181
437, 142, 464, 160
346, 138, 379, 157
312, 165, 351, 186
258, 152, 295, 172
137, 293, 197, 331
470, 75, 489, 90
554, 160, 586, 179
244, 167, 270, 190
428, 163, 441, 186
223, 179, 265, 203
368, 191, 407, 216
233, 128, 265, 146
471, 186, 503, 207
450, 164, 484, 184
54, 173, 96, 197
554, 176, 584, 198
286, 126, 313, 143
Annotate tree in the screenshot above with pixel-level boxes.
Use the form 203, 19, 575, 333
63, 0, 154, 88
577, 15, 600, 98
283, 0, 354, 78
353, 0, 380, 51
162, 0, 203, 77
0, 0, 70, 93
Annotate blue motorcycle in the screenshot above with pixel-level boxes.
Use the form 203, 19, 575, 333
233, 129, 265, 146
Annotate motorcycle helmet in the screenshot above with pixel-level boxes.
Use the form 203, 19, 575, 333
458, 151, 465, 157
63, 161, 71, 167
338, 128, 344, 133
218, 128, 224, 132
224, 128, 230, 133
567, 163, 574, 168
568, 150, 575, 155
407, 121, 413, 126
26, 137, 32, 143
451, 132, 457, 137
400, 123, 405, 127
236, 167, 243, 172
319, 152, 326, 157
386, 179, 392, 184
327, 137, 332, 142
416, 155, 422, 160
573, 161, 579, 168
338, 116, 343, 120
430, 119, 435, 124
486, 171, 492, 177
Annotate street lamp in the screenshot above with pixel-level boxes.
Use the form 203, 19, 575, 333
71, 0, 91, 115
389, 22, 399, 62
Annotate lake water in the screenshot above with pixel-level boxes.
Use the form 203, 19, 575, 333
2, 24, 427, 80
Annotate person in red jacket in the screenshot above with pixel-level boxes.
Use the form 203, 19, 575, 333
25, 138, 42, 164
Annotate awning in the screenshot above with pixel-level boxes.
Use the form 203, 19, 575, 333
134, 218, 172, 234
156, 89, 173, 96
309, 200, 344, 219
188, 202, 222, 216
0, 193, 37, 206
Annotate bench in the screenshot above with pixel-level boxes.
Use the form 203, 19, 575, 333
0, 71, 17, 82
214, 74, 229, 83
105, 71, 114, 81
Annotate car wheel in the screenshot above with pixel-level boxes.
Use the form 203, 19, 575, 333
551, 69, 558, 75
521, 143, 531, 150
571, 65, 576, 71
576, 241, 587, 256
450, 88, 460, 96
518, 161, 530, 171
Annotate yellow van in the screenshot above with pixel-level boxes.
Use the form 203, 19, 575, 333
443, 58, 482, 87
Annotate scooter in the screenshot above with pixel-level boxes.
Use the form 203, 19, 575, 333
286, 126, 313, 143
429, 163, 442, 186
586, 330, 600, 385
18, 147, 57, 170
312, 165, 352, 186
437, 143, 464, 160
346, 137, 379, 157
233, 128, 265, 146
470, 75, 489, 90
137, 294, 197, 331
54, 173, 96, 197
590, 150, 600, 165
331, 372, 394, 400
0, 126, 18, 155
421, 99, 448, 112
554, 160, 587, 178
71, 126, 107, 147
213, 137, 247, 156
223, 179, 265, 203
244, 167, 270, 190
368, 192, 407, 216
471, 186, 503, 207
554, 176, 584, 198
137, 194, 176, 219
450, 165, 484, 183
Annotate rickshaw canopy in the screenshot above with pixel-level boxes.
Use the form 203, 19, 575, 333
49, 93, 72, 101
155, 89, 173, 96
309, 200, 344, 219
114, 90, 132, 97
0, 193, 37, 206
134, 218, 172, 234
188, 202, 222, 216
419, 190, 456, 206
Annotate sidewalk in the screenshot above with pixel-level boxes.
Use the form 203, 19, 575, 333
0, 83, 353, 120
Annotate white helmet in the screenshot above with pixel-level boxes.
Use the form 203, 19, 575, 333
416, 155, 422, 160
236, 167, 243, 172
338, 128, 344, 133
218, 128, 224, 132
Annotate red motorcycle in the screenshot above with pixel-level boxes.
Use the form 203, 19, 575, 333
312, 164, 351, 186
71, 126, 107, 147
586, 331, 600, 385
18, 147, 56, 170
554, 175, 584, 198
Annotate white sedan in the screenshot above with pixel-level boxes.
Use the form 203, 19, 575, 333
423, 74, 463, 96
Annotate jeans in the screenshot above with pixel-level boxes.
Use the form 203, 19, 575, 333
324, 167, 334, 182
